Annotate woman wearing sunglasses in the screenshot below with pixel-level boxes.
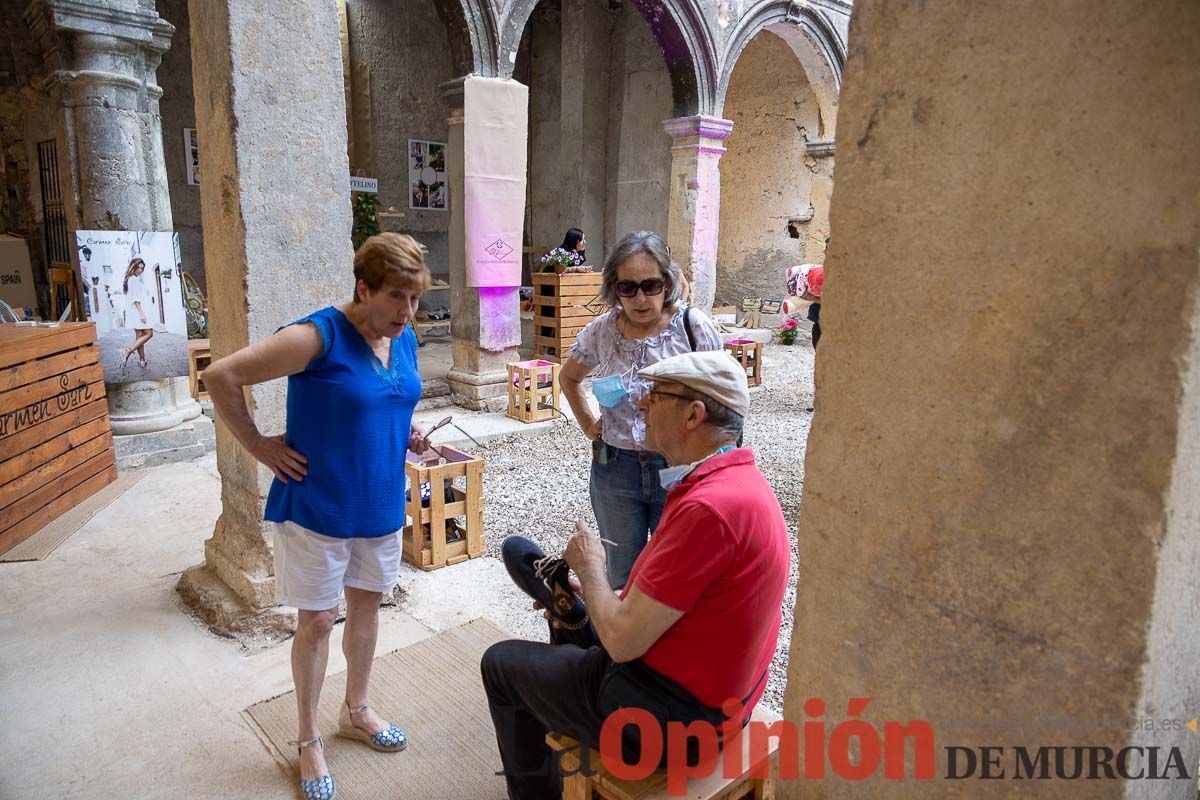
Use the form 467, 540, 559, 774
560, 230, 723, 588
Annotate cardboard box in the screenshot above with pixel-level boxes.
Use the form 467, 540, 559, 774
0, 235, 37, 316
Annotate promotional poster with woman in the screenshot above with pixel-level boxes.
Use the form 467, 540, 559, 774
75, 230, 189, 382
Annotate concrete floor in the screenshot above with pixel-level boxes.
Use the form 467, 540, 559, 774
0, 452, 532, 800
2, 325, 785, 800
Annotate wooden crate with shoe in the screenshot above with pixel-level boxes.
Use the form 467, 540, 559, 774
401, 445, 484, 570
506, 359, 561, 423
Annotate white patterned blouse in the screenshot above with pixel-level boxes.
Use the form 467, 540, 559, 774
570, 305, 722, 451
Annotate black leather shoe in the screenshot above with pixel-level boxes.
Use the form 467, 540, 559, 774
501, 535, 594, 647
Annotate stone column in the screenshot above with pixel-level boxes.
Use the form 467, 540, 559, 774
803, 140, 834, 264
25, 0, 194, 434
177, 0, 352, 628
781, 0, 1200, 797
441, 78, 526, 411
662, 116, 732, 314
559, 0, 610, 253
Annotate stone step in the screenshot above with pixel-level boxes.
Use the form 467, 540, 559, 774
416, 378, 452, 412
114, 415, 216, 471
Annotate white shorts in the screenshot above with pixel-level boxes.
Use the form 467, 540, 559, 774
271, 520, 402, 611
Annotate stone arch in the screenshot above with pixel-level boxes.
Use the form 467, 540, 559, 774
715, 28, 824, 305
717, 0, 845, 137
433, 0, 500, 77
499, 0, 717, 117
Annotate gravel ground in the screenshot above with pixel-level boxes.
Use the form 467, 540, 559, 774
472, 341, 815, 714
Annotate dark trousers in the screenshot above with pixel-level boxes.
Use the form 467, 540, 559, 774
481, 624, 610, 800
808, 302, 822, 349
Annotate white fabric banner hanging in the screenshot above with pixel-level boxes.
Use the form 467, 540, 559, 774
463, 76, 528, 288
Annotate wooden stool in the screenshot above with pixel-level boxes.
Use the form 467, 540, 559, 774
48, 266, 80, 321
187, 338, 211, 401
546, 707, 781, 800
507, 359, 561, 423
724, 340, 763, 387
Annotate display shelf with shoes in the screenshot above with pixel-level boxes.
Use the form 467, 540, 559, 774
410, 307, 451, 346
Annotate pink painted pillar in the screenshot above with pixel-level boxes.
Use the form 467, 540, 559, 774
662, 116, 734, 313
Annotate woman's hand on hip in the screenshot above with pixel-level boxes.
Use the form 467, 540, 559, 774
582, 415, 603, 442
251, 434, 308, 482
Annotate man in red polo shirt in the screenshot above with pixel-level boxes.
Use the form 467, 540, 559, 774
481, 350, 790, 800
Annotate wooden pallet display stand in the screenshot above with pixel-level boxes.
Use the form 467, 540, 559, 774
188, 338, 211, 401
724, 339, 763, 387
546, 705, 782, 799
401, 445, 484, 571
0, 322, 117, 555
532, 272, 606, 363
506, 359, 560, 423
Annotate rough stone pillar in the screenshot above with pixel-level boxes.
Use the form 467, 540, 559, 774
177, 0, 352, 627
25, 0, 189, 434
441, 78, 526, 411
781, 1, 1199, 797
559, 0, 610, 254
662, 116, 732, 313
802, 140, 834, 264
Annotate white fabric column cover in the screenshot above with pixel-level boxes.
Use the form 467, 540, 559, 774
463, 77, 528, 288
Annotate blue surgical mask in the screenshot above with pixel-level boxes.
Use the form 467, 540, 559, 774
659, 445, 736, 491
592, 374, 629, 408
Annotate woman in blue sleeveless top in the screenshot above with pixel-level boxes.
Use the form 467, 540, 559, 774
204, 233, 430, 800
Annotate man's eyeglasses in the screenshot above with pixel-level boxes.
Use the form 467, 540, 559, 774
615, 278, 665, 298
648, 389, 693, 403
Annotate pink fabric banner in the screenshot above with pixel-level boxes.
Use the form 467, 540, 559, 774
464, 77, 528, 288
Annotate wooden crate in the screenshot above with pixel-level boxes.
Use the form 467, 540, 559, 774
401, 445, 484, 571
507, 359, 560, 423
546, 705, 781, 799
188, 338, 211, 401
0, 322, 116, 555
725, 339, 763, 387
531, 272, 607, 363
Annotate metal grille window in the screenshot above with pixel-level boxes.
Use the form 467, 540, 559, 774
37, 139, 76, 319
37, 140, 70, 267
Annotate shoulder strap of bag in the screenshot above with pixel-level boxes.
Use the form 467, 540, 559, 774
684, 306, 697, 351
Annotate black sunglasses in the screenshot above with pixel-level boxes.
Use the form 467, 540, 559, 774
615, 278, 665, 298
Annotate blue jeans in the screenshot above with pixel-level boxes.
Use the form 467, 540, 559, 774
589, 443, 668, 589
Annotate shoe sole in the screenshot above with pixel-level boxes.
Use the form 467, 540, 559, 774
335, 725, 408, 752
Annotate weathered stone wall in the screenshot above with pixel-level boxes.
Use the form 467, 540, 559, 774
0, 0, 52, 315
604, 3, 672, 252
346, 0, 454, 284
716, 31, 819, 306
560, 0, 612, 262
156, 0, 204, 290
522, 3, 563, 254
518, 0, 613, 263
783, 0, 1200, 796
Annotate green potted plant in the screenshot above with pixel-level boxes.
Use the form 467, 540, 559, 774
352, 193, 380, 250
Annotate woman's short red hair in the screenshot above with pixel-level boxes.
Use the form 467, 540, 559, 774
353, 233, 430, 301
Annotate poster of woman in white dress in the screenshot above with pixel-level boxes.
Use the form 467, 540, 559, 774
75, 230, 189, 382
